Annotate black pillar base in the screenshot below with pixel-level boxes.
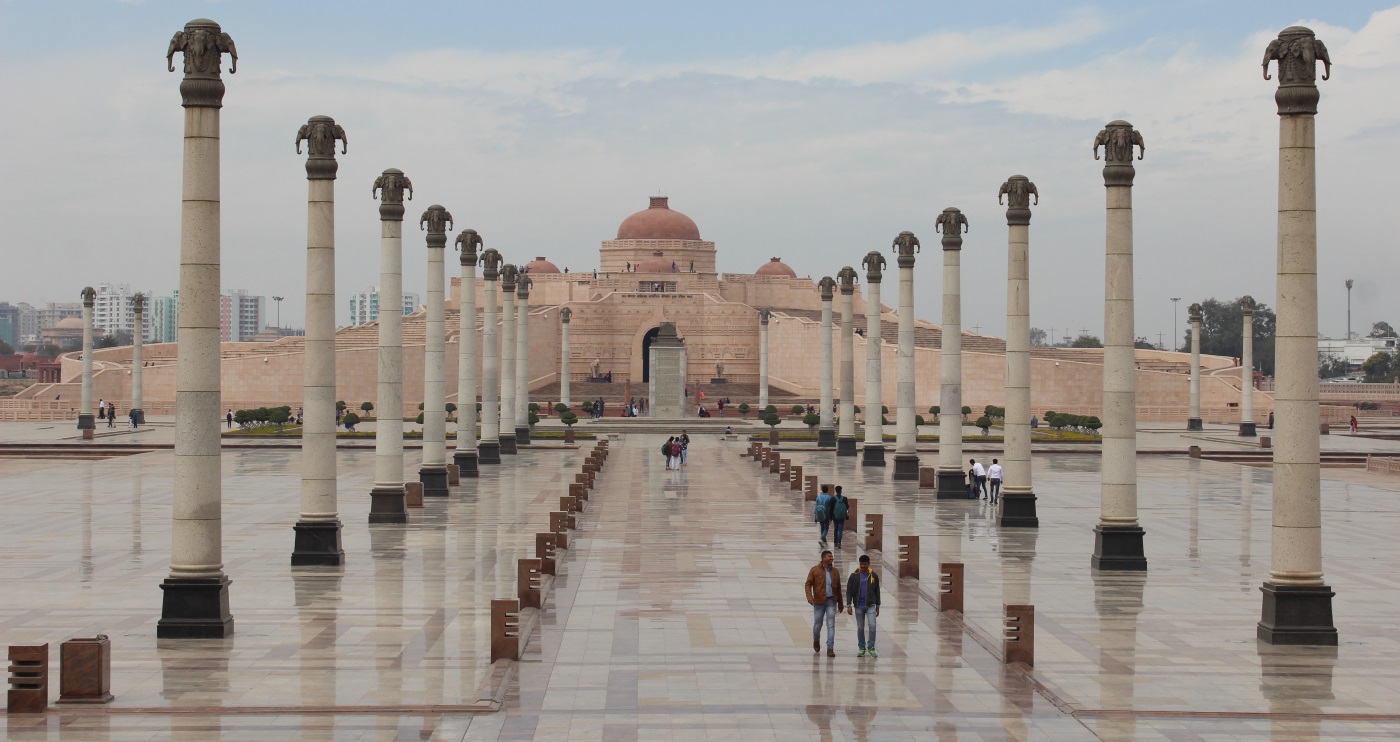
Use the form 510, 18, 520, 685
478, 442, 501, 465
999, 491, 1039, 528
500, 434, 517, 455
368, 485, 407, 524
817, 428, 837, 448
1091, 524, 1147, 571
453, 450, 480, 477
132, 409, 145, 426
291, 520, 345, 566
420, 467, 449, 497
936, 470, 968, 499
837, 436, 857, 456
515, 426, 531, 445
1187, 417, 1203, 431
893, 454, 920, 480
157, 576, 234, 639
1239, 421, 1257, 437
77, 414, 95, 431
1258, 583, 1338, 646
861, 445, 886, 466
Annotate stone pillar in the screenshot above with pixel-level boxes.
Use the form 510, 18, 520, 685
515, 275, 533, 445
998, 175, 1040, 528
560, 307, 572, 407
158, 18, 237, 638
78, 287, 96, 435
935, 208, 969, 498
130, 293, 145, 426
817, 277, 836, 448
861, 251, 886, 466
292, 114, 347, 565
453, 229, 483, 477
1239, 296, 1257, 437
1259, 26, 1336, 645
478, 249, 502, 464
367, 167, 413, 524
1092, 120, 1148, 570
758, 310, 770, 412
419, 205, 452, 496
836, 267, 858, 456
1188, 303, 1203, 430
498, 265, 518, 455
892, 232, 920, 479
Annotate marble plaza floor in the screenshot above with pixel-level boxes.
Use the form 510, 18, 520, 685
2, 429, 1400, 740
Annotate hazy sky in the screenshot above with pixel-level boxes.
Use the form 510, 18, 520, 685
2, 1, 1396, 343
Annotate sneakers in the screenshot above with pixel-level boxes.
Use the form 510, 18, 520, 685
826, 647, 835, 657
857, 649, 867, 657
868, 649, 878, 658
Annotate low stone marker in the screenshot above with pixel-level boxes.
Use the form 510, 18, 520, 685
769, 456, 781, 474
536, 533, 557, 576
7, 643, 48, 713
918, 467, 937, 488
549, 511, 572, 549
58, 636, 112, 704
1260, 436, 1271, 449
804, 476, 818, 502
447, 464, 460, 486
790, 465, 803, 490
560, 495, 580, 514
939, 563, 964, 613
864, 513, 883, 551
844, 498, 859, 532
569, 482, 588, 502
404, 481, 424, 508
898, 536, 919, 579
1004, 604, 1034, 666
779, 459, 791, 481
518, 558, 543, 609
490, 599, 520, 662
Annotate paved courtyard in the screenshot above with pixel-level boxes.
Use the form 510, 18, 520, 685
2, 426, 1400, 740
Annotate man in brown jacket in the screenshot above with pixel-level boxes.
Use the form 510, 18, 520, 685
804, 550, 844, 656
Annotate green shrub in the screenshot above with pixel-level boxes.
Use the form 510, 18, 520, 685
975, 415, 992, 435
360, 401, 374, 415
528, 412, 540, 426
961, 405, 972, 418
738, 403, 751, 418
881, 405, 889, 415
415, 412, 424, 424
269, 408, 290, 430
582, 400, 594, 412
529, 402, 540, 414
445, 402, 457, 418
791, 405, 805, 415
915, 414, 926, 427
336, 400, 346, 413
928, 406, 940, 416
342, 412, 361, 430
560, 411, 578, 426
764, 404, 778, 416
802, 412, 820, 428
554, 403, 569, 415
763, 412, 781, 427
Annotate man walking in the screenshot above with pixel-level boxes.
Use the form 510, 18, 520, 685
679, 430, 690, 467
814, 485, 834, 547
831, 485, 849, 549
970, 458, 987, 499
846, 554, 880, 657
804, 550, 844, 656
987, 458, 1003, 504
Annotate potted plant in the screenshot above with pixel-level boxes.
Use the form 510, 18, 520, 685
560, 410, 578, 443
763, 410, 782, 445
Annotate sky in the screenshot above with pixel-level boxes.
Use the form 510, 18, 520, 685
1, 1, 1397, 344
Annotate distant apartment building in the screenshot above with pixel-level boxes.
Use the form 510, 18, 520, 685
16, 302, 38, 344
150, 292, 178, 343
0, 302, 19, 348
35, 302, 82, 342
93, 283, 153, 341
348, 286, 420, 326
1319, 335, 1399, 369
220, 290, 265, 342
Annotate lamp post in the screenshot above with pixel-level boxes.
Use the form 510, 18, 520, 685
1171, 297, 1181, 351
273, 295, 283, 333
1345, 279, 1353, 340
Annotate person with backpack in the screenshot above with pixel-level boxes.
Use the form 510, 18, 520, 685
669, 437, 683, 470
846, 554, 880, 657
679, 431, 690, 467
663, 436, 676, 470
814, 484, 834, 548
831, 485, 850, 548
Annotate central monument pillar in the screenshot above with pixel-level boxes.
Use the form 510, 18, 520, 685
892, 232, 920, 479
861, 251, 886, 466
817, 276, 836, 448
131, 293, 145, 426
498, 265, 518, 455
453, 229, 482, 477
648, 322, 687, 418
478, 249, 503, 465
419, 205, 453, 496
935, 208, 970, 498
515, 275, 533, 445
368, 168, 412, 524
998, 175, 1040, 528
78, 287, 96, 438
1239, 296, 1258, 437
836, 267, 858, 456
1188, 302, 1203, 430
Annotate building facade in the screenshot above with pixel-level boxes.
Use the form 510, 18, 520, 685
220, 290, 265, 342
150, 292, 179, 344
348, 287, 421, 326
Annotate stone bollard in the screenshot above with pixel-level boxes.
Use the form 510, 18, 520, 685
518, 558, 543, 609
790, 465, 803, 490
561, 495, 580, 514
1004, 604, 1034, 666
569, 482, 588, 502
1320, 423, 1329, 435
404, 481, 424, 508
1260, 436, 1271, 449
747, 442, 758, 459
447, 464, 460, 485
779, 459, 791, 481
549, 511, 572, 549
939, 563, 964, 613
7, 643, 48, 713
1188, 445, 1201, 458
575, 472, 592, 491
918, 467, 937, 488
864, 513, 883, 551
58, 636, 112, 704
897, 536, 919, 579
490, 599, 520, 662
536, 533, 557, 576
844, 498, 859, 532
769, 455, 781, 474
804, 476, 818, 502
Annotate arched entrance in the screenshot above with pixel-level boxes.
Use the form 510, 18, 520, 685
640, 326, 660, 382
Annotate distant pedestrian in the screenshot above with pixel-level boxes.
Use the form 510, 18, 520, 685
831, 485, 849, 548
663, 436, 676, 470
804, 550, 844, 657
1268, 411, 1274, 430
987, 459, 1003, 504
129, 408, 137, 429
679, 431, 690, 466
814, 485, 834, 547
1350, 415, 1358, 434
227, 409, 234, 428
107, 403, 117, 428
846, 554, 880, 658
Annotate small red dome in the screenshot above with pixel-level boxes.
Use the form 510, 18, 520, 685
616, 196, 701, 241
755, 257, 796, 277
636, 250, 673, 273
522, 256, 561, 274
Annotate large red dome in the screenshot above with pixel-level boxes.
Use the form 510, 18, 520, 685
616, 196, 701, 241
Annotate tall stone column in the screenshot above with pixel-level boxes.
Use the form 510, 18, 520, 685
498, 265, 518, 455
998, 175, 1040, 528
515, 275, 533, 445
131, 293, 145, 426
292, 114, 347, 565
1259, 26, 1336, 645
1239, 296, 1257, 436
836, 267, 858, 456
367, 168, 412, 524
935, 208, 969, 498
78, 287, 96, 437
1188, 303, 1203, 430
158, 19, 236, 638
1092, 120, 1148, 570
758, 310, 770, 411
817, 277, 836, 448
559, 307, 572, 407
892, 232, 920, 480
453, 229, 482, 477
861, 251, 886, 466
419, 205, 452, 496
478, 249, 502, 464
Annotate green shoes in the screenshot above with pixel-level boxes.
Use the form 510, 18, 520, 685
857, 649, 866, 657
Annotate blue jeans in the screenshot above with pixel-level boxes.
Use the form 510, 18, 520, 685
833, 519, 846, 547
854, 605, 877, 650
813, 600, 837, 648
819, 518, 831, 542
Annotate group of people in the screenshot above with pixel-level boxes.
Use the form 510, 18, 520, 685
805, 551, 881, 658
95, 399, 133, 429
661, 431, 689, 470
623, 397, 648, 417
812, 484, 851, 548
966, 458, 1003, 502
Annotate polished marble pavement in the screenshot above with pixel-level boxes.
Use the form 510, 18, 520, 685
3, 432, 1400, 739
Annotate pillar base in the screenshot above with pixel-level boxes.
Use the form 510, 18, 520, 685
1239, 421, 1257, 437
77, 414, 95, 431
453, 450, 480, 477
500, 434, 517, 455
1258, 583, 1337, 646
892, 454, 920, 480
1091, 524, 1147, 571
291, 521, 345, 566
836, 436, 857, 456
861, 445, 886, 466
157, 576, 234, 639
817, 428, 836, 448
936, 470, 967, 499
999, 491, 1039, 528
515, 426, 531, 445
1187, 417, 1203, 431
419, 466, 449, 497
368, 485, 407, 524
478, 442, 501, 465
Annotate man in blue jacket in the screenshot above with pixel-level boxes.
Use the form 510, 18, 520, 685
846, 554, 881, 657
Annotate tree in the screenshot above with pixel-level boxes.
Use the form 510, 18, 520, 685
1029, 327, 1047, 347
738, 403, 751, 418
764, 404, 778, 416
763, 411, 781, 428
554, 403, 569, 415
342, 412, 361, 431
336, 400, 346, 414
803, 412, 820, 430
1071, 334, 1103, 348
528, 402, 540, 414
881, 405, 889, 415
528, 411, 540, 427
268, 407, 290, 431
915, 414, 926, 427
445, 402, 457, 420
0, 340, 12, 355
960, 405, 971, 419
581, 400, 594, 413
1134, 337, 1156, 350
1361, 352, 1398, 382
928, 405, 940, 418
1370, 321, 1395, 338
1181, 297, 1277, 375
96, 334, 120, 349
360, 401, 374, 416
791, 404, 805, 416
415, 412, 424, 424
560, 411, 578, 427
30, 343, 60, 357
974, 416, 992, 435
1319, 356, 1348, 379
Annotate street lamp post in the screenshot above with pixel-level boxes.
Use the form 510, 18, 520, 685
1171, 297, 1181, 351
1345, 279, 1353, 340
273, 296, 284, 334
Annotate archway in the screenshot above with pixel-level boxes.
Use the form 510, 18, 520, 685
641, 326, 660, 383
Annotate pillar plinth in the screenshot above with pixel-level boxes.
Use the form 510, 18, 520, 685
818, 277, 836, 448
999, 175, 1039, 529
836, 266, 858, 456
453, 229, 483, 478
892, 232, 919, 479
498, 265, 519, 455
478, 250, 503, 464
861, 252, 885, 466
419, 205, 452, 497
